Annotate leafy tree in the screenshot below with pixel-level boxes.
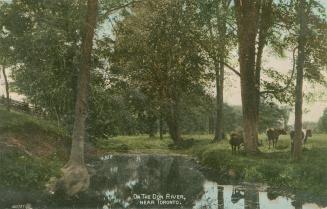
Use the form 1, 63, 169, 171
0, 0, 86, 125
0, 0, 145, 139
197, 0, 236, 142
291, 0, 326, 160
233, 0, 326, 154
110, 0, 207, 142
58, 0, 98, 196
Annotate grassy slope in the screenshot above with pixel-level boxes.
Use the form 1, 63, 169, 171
0, 107, 68, 189
99, 133, 327, 197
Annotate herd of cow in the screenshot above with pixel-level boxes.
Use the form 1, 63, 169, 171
229, 128, 313, 153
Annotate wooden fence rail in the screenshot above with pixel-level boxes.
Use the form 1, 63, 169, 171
0, 96, 44, 116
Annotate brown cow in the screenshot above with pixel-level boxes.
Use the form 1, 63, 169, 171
266, 128, 287, 149
229, 131, 243, 153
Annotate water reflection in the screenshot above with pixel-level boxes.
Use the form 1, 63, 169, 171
218, 186, 224, 209
2, 154, 326, 209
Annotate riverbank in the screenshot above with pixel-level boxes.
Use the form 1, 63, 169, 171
0, 108, 69, 190
97, 134, 327, 199
0, 107, 326, 200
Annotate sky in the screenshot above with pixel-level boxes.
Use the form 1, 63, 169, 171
223, 50, 327, 123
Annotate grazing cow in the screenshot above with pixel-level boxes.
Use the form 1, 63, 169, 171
266, 128, 287, 149
303, 129, 312, 144
290, 129, 312, 151
229, 131, 243, 153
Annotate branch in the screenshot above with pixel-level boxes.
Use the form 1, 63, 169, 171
198, 39, 240, 77
103, 0, 142, 17
260, 47, 297, 95
221, 61, 241, 77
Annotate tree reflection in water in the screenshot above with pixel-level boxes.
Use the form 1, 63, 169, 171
218, 186, 224, 209
3, 154, 326, 209
244, 185, 260, 209
93, 155, 206, 208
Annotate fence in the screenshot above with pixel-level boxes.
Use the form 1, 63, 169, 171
0, 96, 44, 116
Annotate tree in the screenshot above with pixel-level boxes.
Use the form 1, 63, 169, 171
234, 0, 259, 153
197, 0, 235, 142
318, 108, 327, 133
0, 15, 13, 111
254, 0, 274, 121
111, 0, 206, 143
0, 0, 145, 139
293, 22, 305, 160
0, 0, 87, 127
293, 0, 308, 160
58, 0, 98, 196
1, 65, 10, 111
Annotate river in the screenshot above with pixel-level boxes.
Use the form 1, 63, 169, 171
1, 154, 326, 209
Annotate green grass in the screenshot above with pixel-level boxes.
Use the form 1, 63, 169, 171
96, 135, 175, 154
0, 106, 67, 140
0, 106, 66, 189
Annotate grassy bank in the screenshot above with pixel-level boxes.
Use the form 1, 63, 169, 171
0, 107, 68, 190
98, 133, 327, 197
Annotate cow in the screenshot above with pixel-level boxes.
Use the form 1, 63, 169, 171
303, 129, 312, 144
290, 129, 312, 151
266, 128, 287, 149
229, 131, 243, 153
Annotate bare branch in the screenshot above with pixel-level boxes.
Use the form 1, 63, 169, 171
260, 47, 297, 95
103, 0, 142, 17
221, 61, 241, 77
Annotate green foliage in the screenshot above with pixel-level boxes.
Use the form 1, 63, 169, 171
258, 102, 290, 132
110, 0, 208, 136
318, 108, 327, 133
260, 0, 327, 104
0, 152, 62, 189
0, 0, 85, 128
96, 135, 173, 154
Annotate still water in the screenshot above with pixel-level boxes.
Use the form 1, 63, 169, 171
2, 154, 326, 209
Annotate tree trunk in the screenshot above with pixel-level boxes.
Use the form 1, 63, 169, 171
293, 0, 306, 161
166, 101, 182, 143
2, 65, 10, 111
159, 111, 164, 140
148, 114, 157, 138
214, 58, 224, 141
209, 114, 214, 134
213, 0, 229, 142
234, 0, 259, 154
254, 0, 273, 122
57, 0, 98, 196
